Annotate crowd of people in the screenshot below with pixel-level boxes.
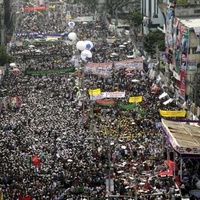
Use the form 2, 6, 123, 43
0, 1, 200, 200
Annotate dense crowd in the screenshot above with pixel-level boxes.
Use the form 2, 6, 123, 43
1, 1, 200, 200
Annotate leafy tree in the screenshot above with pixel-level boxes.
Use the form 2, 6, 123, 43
172, 0, 188, 4
143, 30, 165, 57
80, 0, 98, 12
129, 8, 143, 27
0, 47, 14, 66
105, 0, 133, 17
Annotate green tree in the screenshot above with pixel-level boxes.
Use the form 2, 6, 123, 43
173, 0, 188, 4
129, 8, 143, 27
143, 30, 165, 57
80, 0, 98, 12
0, 47, 14, 66
105, 0, 133, 17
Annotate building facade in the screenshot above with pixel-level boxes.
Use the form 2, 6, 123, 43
141, 0, 165, 35
158, 0, 200, 115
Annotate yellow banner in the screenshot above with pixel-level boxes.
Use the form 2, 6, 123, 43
49, 5, 56, 9
129, 96, 143, 103
159, 110, 186, 117
88, 88, 101, 96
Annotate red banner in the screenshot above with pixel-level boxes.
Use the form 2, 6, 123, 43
23, 6, 46, 11
180, 68, 186, 97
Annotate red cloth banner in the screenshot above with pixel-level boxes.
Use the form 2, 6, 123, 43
32, 155, 41, 169
180, 68, 186, 97
23, 6, 46, 11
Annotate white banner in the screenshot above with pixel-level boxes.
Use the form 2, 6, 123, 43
85, 58, 143, 77
90, 92, 125, 100
103, 92, 125, 98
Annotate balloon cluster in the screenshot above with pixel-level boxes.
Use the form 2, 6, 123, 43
67, 22, 93, 61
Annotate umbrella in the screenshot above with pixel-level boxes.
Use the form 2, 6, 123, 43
10, 63, 16, 67
127, 55, 135, 59
131, 79, 140, 83
35, 49, 42, 53
119, 45, 126, 48
110, 52, 118, 57
28, 45, 35, 48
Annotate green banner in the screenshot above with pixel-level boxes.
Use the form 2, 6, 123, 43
119, 103, 137, 110
119, 103, 147, 115
25, 67, 75, 76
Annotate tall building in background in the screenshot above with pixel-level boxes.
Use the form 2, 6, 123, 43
141, 0, 165, 35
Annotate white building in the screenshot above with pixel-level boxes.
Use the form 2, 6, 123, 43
141, 0, 165, 35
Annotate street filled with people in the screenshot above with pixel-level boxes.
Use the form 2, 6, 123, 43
0, 1, 200, 200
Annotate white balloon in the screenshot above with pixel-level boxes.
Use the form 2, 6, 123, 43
76, 41, 86, 51
68, 32, 77, 41
85, 40, 94, 50
81, 49, 92, 61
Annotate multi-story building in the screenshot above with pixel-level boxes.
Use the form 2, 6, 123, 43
158, 0, 200, 113
141, 0, 165, 35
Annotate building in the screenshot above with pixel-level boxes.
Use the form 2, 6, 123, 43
158, 0, 200, 116
141, 0, 165, 35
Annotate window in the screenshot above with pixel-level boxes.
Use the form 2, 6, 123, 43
191, 47, 200, 54
194, 10, 200, 13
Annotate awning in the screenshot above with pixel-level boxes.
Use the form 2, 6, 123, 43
193, 27, 200, 37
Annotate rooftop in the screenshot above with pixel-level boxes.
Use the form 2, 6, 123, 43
179, 18, 200, 28
162, 119, 200, 155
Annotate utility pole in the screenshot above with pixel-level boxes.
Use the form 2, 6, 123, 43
0, 0, 5, 47
156, 45, 160, 72
129, 23, 137, 51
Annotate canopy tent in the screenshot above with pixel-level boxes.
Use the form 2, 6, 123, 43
162, 118, 200, 157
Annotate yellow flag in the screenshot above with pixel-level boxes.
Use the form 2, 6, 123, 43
49, 5, 56, 9
88, 88, 101, 96
129, 96, 143, 103
159, 110, 186, 117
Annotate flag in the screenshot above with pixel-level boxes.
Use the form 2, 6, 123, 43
32, 155, 41, 169
88, 88, 101, 96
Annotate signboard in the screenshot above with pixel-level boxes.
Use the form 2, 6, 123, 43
187, 60, 197, 71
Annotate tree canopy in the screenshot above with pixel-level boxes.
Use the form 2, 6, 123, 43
143, 30, 165, 57
129, 8, 143, 27
0, 47, 14, 66
80, 0, 98, 12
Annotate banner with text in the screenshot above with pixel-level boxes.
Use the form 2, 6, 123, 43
84, 58, 143, 77
90, 91, 125, 100
129, 96, 143, 103
25, 67, 75, 76
159, 109, 186, 117
88, 88, 101, 96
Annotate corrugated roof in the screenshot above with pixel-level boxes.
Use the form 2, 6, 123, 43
162, 119, 200, 155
